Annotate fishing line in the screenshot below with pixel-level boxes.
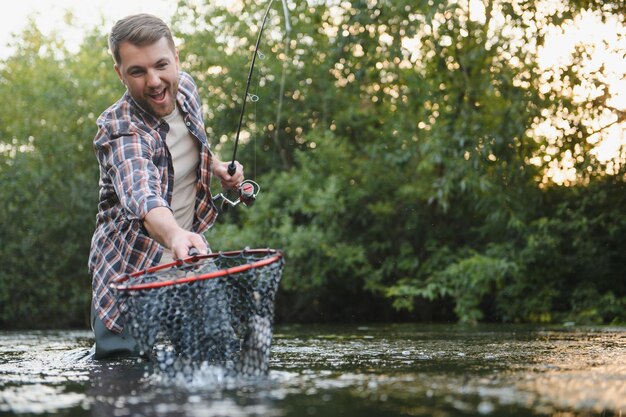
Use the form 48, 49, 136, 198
253, 68, 260, 179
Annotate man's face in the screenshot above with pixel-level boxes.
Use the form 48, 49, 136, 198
115, 37, 180, 118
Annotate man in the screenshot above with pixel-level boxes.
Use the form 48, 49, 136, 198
88, 14, 244, 359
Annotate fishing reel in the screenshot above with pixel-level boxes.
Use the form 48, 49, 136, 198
213, 179, 260, 213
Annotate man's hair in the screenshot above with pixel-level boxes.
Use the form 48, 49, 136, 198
109, 14, 175, 65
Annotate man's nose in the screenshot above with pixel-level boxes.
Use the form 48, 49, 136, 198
146, 69, 160, 87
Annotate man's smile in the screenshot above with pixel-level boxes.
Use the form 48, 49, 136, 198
148, 88, 168, 104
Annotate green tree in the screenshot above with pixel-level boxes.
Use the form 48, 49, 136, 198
0, 21, 120, 328
175, 0, 625, 324
0, 1, 623, 328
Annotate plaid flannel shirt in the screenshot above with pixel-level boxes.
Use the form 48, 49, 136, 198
88, 71, 218, 333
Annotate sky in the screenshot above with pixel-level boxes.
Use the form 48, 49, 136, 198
0, 0, 177, 58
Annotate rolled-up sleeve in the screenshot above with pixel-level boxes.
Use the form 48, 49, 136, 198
95, 127, 170, 221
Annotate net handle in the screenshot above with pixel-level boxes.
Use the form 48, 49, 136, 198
110, 248, 283, 292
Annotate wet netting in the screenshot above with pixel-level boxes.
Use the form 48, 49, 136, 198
110, 249, 284, 379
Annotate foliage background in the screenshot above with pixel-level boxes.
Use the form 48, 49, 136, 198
0, 0, 624, 329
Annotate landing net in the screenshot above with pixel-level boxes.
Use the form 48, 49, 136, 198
111, 249, 284, 379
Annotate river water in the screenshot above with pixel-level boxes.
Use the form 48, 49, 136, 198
0, 324, 624, 416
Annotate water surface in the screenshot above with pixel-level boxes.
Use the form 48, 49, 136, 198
1, 324, 624, 416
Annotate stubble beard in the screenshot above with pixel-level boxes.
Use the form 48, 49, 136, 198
134, 78, 179, 119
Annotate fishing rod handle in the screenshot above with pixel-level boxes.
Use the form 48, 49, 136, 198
228, 161, 237, 176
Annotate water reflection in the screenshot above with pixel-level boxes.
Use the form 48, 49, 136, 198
0, 325, 624, 416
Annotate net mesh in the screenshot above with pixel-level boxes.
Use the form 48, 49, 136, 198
111, 249, 283, 379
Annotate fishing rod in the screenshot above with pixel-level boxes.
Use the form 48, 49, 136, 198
214, 0, 291, 212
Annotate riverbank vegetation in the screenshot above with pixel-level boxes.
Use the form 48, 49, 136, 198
0, 0, 624, 329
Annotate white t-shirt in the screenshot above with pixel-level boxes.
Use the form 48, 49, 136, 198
159, 106, 200, 265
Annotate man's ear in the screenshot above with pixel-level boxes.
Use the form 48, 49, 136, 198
114, 64, 125, 86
